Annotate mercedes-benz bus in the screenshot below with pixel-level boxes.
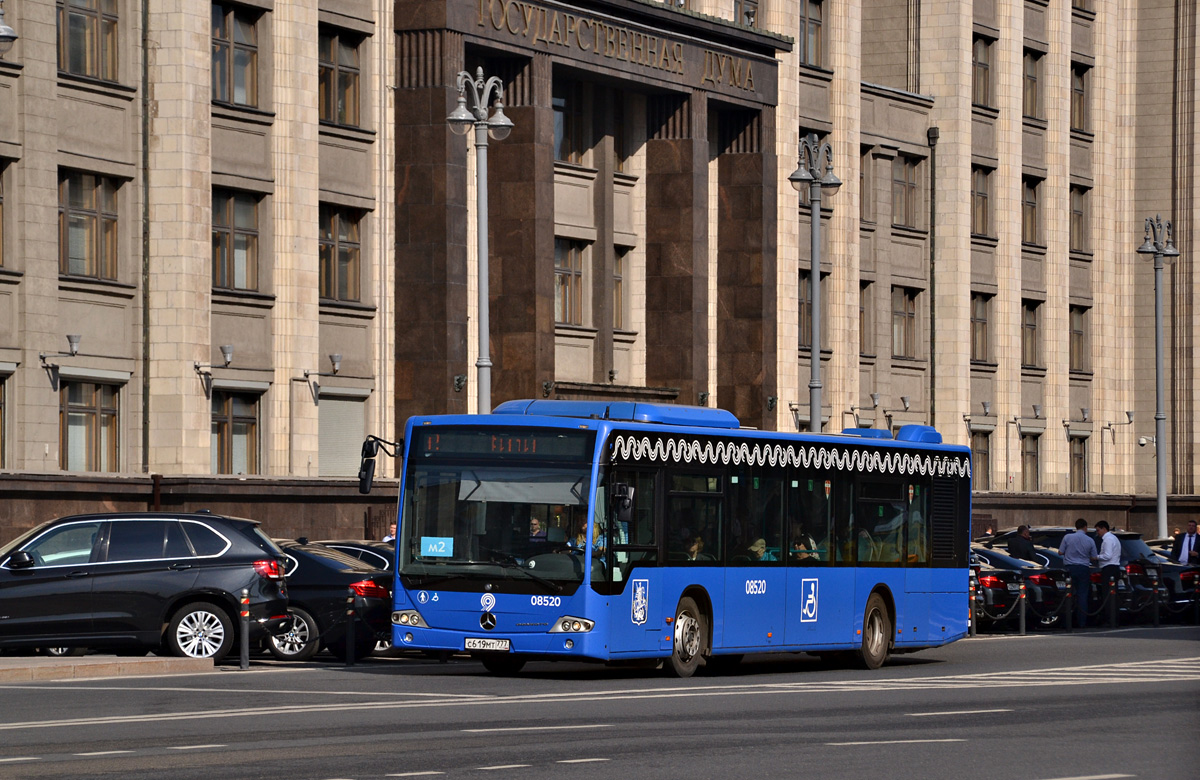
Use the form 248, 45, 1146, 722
359, 399, 971, 676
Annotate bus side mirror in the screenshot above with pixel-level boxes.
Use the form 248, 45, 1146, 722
358, 438, 379, 494
611, 483, 633, 526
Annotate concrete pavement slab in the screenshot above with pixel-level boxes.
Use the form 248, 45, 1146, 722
0, 654, 215, 682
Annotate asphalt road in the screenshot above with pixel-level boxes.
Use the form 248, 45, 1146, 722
1, 626, 1198, 780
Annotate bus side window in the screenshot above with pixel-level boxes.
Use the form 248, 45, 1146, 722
905, 481, 930, 565
608, 470, 657, 582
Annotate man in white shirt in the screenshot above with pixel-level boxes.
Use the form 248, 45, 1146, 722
1095, 520, 1122, 586
1172, 520, 1199, 566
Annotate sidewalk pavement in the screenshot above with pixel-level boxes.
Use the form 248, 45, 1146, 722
0, 654, 216, 682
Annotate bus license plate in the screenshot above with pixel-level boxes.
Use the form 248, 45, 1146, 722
465, 638, 511, 652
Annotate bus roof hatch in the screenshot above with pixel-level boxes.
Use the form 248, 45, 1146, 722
491, 399, 742, 429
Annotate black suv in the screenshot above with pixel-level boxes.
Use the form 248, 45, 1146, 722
0, 512, 290, 661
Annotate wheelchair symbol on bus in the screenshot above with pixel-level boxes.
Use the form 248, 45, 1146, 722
800, 579, 818, 623
631, 579, 649, 625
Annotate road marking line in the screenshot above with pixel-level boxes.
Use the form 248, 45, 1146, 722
75, 750, 133, 756
167, 744, 227, 750
557, 759, 610, 764
463, 724, 611, 733
907, 708, 1013, 717
0, 757, 40, 763
476, 765, 531, 770
1032, 775, 1135, 780
386, 773, 445, 777
826, 738, 966, 746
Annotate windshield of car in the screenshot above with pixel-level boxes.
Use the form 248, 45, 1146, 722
1118, 537, 1158, 561
294, 544, 379, 571
399, 460, 594, 584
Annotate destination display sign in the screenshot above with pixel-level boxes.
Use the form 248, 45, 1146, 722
415, 427, 596, 460
455, 0, 780, 104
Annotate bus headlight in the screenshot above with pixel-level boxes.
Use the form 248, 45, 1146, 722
549, 616, 594, 633
392, 609, 425, 628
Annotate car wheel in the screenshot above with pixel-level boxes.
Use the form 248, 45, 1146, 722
668, 596, 706, 678
167, 602, 234, 661
479, 653, 527, 675
857, 593, 891, 670
268, 608, 320, 662
42, 647, 87, 658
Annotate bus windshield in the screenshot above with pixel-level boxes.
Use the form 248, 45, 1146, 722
399, 461, 595, 586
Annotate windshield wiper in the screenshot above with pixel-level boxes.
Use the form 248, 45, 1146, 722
491, 560, 563, 594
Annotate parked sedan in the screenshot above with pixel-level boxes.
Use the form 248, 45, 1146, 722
969, 554, 1025, 628
315, 540, 395, 572
0, 512, 290, 661
970, 545, 1069, 628
267, 540, 392, 662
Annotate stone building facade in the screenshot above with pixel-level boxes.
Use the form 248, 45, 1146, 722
0, 0, 1196, 541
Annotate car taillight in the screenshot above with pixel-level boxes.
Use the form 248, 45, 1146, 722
978, 574, 1002, 588
1027, 573, 1053, 586
1125, 563, 1145, 576
1182, 571, 1198, 587
253, 559, 284, 580
349, 579, 390, 599
1089, 571, 1102, 583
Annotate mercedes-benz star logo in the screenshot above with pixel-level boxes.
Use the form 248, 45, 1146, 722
480, 612, 497, 631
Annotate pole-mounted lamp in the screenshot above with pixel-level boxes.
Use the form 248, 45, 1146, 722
1099, 411, 1134, 493
0, 1, 18, 57
848, 392, 880, 428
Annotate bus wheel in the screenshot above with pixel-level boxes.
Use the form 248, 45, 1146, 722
668, 596, 706, 678
857, 593, 891, 670
480, 653, 527, 675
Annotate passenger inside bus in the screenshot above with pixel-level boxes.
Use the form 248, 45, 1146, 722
790, 525, 819, 562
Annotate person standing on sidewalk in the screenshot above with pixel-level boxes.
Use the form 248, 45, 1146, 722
1059, 518, 1097, 627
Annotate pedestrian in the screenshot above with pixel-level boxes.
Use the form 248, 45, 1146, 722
1171, 520, 1199, 566
1007, 524, 1037, 562
1058, 517, 1096, 627
1095, 521, 1122, 597
382, 522, 397, 543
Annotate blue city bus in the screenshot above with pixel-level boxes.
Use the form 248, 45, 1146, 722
360, 399, 972, 676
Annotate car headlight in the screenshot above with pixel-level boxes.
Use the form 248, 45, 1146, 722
548, 616, 594, 633
392, 609, 425, 628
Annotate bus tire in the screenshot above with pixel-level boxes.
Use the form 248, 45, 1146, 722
857, 593, 891, 670
480, 653, 526, 675
668, 596, 706, 678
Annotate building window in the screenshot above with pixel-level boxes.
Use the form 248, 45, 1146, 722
1023, 50, 1041, 119
212, 3, 259, 107
319, 29, 360, 127
554, 239, 584, 326
859, 147, 872, 222
553, 81, 584, 164
613, 96, 627, 173
319, 206, 361, 302
972, 37, 992, 108
59, 171, 118, 279
1021, 300, 1040, 368
1070, 437, 1087, 492
799, 1, 823, 67
734, 0, 757, 27
799, 270, 827, 351
1071, 65, 1089, 132
61, 381, 118, 472
57, 0, 119, 81
971, 167, 991, 237
1021, 434, 1039, 492
859, 281, 872, 355
211, 391, 259, 475
212, 189, 259, 291
970, 430, 990, 491
613, 247, 629, 331
970, 293, 989, 362
1070, 305, 1089, 372
891, 286, 917, 359
1070, 186, 1089, 252
1021, 178, 1040, 244
892, 156, 919, 229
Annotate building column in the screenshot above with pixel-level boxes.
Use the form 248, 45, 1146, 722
645, 91, 709, 404
145, 2, 213, 475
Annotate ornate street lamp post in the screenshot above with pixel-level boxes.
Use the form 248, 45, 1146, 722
447, 67, 514, 414
1136, 215, 1180, 538
788, 133, 840, 431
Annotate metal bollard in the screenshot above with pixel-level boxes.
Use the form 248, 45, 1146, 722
1151, 571, 1160, 627
239, 588, 250, 671
1018, 583, 1026, 636
1108, 576, 1118, 628
1065, 580, 1073, 633
345, 589, 356, 667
